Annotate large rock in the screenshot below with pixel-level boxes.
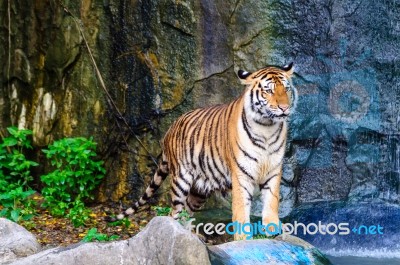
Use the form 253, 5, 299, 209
0, 218, 41, 264
208, 235, 332, 265
9, 217, 210, 265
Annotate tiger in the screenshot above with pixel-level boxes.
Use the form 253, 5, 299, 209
110, 63, 296, 240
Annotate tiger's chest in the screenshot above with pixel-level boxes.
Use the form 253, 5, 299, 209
236, 121, 287, 183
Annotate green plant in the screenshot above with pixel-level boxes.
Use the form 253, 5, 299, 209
177, 209, 192, 226
0, 127, 38, 188
107, 217, 131, 228
40, 137, 105, 226
66, 198, 91, 227
0, 127, 37, 222
81, 228, 120, 242
152, 206, 171, 216
0, 186, 36, 222
152, 206, 192, 225
41, 137, 106, 203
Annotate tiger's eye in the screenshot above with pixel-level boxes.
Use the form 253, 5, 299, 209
265, 89, 273, 94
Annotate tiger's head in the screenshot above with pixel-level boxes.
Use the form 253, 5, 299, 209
238, 63, 296, 123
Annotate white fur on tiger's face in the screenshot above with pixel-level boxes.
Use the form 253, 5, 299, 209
110, 63, 296, 241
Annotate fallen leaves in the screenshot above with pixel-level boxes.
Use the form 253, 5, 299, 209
20, 203, 155, 247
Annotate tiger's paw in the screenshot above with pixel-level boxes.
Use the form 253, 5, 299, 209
262, 216, 281, 235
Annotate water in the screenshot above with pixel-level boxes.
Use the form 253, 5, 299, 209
327, 255, 400, 265
326, 248, 400, 265
286, 201, 400, 265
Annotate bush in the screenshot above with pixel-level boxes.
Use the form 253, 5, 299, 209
41, 137, 106, 226
0, 127, 37, 222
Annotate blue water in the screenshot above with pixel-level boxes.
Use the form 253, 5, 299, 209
327, 255, 400, 265
285, 202, 400, 265
324, 248, 400, 265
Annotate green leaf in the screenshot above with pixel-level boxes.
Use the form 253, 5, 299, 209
11, 209, 20, 222
0, 208, 8, 217
108, 235, 120, 241
2, 137, 18, 147
6, 127, 18, 136
22, 214, 34, 221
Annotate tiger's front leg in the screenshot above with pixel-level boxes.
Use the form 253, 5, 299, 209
259, 170, 282, 235
231, 173, 254, 240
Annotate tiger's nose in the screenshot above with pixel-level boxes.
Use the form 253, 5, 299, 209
278, 104, 289, 112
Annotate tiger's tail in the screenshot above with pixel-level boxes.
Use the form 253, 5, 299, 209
108, 161, 169, 221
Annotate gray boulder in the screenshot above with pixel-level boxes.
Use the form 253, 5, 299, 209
0, 218, 41, 264
9, 216, 210, 265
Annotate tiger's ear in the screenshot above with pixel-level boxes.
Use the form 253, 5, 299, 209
237, 70, 252, 84
282, 62, 294, 76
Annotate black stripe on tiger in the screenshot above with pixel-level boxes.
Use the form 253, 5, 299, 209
241, 111, 266, 150
156, 169, 169, 179
269, 137, 286, 155
190, 189, 208, 200
239, 182, 253, 202
250, 89, 255, 111
259, 174, 278, 190
237, 140, 258, 162
255, 89, 261, 104
268, 123, 283, 146
206, 156, 222, 190
213, 108, 228, 176
172, 200, 184, 206
149, 181, 159, 190
171, 185, 181, 198
234, 156, 255, 181
173, 179, 189, 196
206, 108, 226, 189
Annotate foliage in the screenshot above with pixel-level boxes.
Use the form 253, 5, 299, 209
0, 127, 38, 187
40, 137, 106, 226
41, 137, 106, 203
152, 206, 192, 226
0, 127, 37, 222
81, 228, 120, 242
107, 217, 131, 228
177, 209, 192, 226
66, 198, 92, 227
152, 206, 171, 216
0, 187, 36, 222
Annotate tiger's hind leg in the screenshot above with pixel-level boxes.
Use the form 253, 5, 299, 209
185, 189, 209, 216
170, 170, 194, 219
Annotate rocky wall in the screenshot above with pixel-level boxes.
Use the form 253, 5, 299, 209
0, 0, 399, 214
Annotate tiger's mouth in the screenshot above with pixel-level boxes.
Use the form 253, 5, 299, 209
257, 108, 290, 120
270, 113, 289, 120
